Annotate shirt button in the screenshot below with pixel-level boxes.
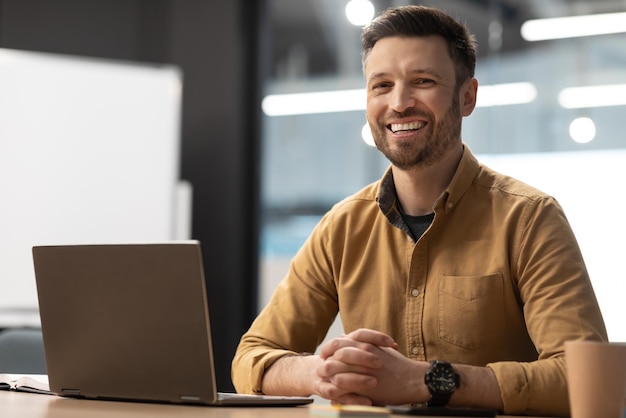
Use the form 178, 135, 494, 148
447, 202, 454, 209
411, 346, 419, 355
411, 288, 419, 297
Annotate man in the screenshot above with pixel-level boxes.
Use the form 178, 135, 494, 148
232, 6, 607, 416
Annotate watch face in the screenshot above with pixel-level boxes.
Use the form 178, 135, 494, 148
425, 362, 459, 393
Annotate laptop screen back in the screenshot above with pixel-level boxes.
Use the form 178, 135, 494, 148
33, 242, 218, 404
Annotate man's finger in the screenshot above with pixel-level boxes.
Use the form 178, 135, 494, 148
317, 356, 380, 380
345, 328, 398, 348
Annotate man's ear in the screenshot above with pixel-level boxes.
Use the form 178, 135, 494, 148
460, 77, 478, 117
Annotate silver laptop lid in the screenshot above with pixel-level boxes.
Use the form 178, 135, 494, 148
33, 242, 218, 404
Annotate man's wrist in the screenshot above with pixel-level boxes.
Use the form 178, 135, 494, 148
440, 364, 504, 411
407, 361, 432, 406
262, 353, 321, 397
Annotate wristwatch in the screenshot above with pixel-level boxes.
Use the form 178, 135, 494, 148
424, 360, 460, 407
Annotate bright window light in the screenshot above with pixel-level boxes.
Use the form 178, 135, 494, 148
263, 82, 537, 117
569, 117, 596, 144
476, 82, 537, 107
345, 0, 375, 27
559, 84, 626, 109
521, 12, 626, 41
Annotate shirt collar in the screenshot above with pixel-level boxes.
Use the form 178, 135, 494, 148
377, 144, 481, 227
435, 145, 480, 213
378, 166, 412, 236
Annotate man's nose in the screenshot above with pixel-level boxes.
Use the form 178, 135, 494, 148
390, 85, 416, 113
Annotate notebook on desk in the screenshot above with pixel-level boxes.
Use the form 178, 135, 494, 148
32, 241, 312, 407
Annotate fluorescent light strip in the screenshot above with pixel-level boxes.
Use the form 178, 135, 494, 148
559, 84, 626, 109
262, 89, 366, 116
263, 82, 537, 116
476, 82, 537, 107
521, 12, 626, 41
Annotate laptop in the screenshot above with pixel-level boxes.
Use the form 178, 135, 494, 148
32, 241, 312, 406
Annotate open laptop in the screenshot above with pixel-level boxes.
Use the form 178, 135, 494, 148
32, 241, 312, 406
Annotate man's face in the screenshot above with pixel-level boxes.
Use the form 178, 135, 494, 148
364, 35, 473, 170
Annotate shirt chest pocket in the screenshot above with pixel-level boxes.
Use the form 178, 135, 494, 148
437, 273, 506, 349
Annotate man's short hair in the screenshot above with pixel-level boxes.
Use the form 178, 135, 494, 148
361, 5, 477, 85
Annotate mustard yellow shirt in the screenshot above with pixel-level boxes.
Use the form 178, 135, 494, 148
232, 146, 607, 416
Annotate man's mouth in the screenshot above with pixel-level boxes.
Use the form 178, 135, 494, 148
388, 121, 426, 133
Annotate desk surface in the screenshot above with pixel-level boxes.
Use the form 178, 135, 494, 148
0, 391, 544, 418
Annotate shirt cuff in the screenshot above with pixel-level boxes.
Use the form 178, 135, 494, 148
486, 361, 529, 414
246, 349, 297, 394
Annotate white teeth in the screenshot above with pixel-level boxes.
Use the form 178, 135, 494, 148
390, 121, 425, 133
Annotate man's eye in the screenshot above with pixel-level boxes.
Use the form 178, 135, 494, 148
372, 82, 392, 90
415, 79, 435, 86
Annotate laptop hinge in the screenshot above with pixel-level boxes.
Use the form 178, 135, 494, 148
62, 388, 82, 397
180, 395, 201, 402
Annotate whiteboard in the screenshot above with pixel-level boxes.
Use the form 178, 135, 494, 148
0, 48, 183, 311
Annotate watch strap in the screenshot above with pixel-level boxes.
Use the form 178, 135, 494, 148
426, 391, 452, 407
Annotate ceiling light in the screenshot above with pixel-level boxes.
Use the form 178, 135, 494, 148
262, 89, 365, 116
345, 0, 375, 27
521, 12, 626, 41
559, 84, 626, 109
361, 122, 375, 147
476, 82, 537, 107
569, 117, 596, 144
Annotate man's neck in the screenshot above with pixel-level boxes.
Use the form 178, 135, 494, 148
392, 144, 464, 216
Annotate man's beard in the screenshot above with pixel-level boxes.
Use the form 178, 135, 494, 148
369, 94, 462, 170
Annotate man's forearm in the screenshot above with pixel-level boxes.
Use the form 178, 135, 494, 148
449, 364, 504, 411
259, 348, 504, 412
261, 354, 321, 397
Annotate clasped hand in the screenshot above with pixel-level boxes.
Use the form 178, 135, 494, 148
313, 328, 427, 406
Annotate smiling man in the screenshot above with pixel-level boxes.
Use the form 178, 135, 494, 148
232, 6, 607, 417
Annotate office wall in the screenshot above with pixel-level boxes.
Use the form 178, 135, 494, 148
0, 0, 263, 391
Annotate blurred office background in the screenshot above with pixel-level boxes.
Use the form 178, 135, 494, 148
1, 0, 625, 392
259, 0, 626, 348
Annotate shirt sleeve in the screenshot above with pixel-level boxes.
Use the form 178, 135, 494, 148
488, 196, 607, 416
231, 214, 340, 394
